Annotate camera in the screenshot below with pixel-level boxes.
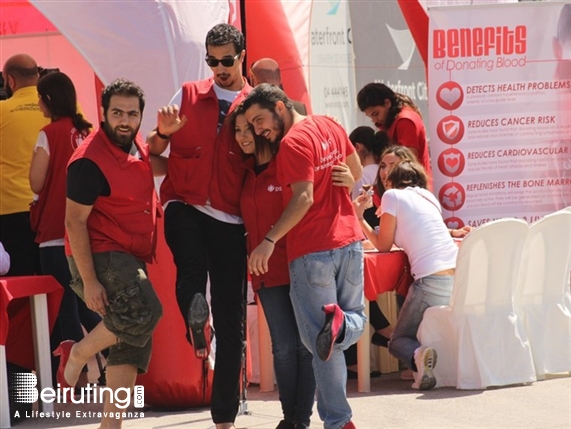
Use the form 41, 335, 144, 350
0, 74, 6, 101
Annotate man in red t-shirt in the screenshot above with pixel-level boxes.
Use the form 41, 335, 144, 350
242, 83, 366, 429
357, 82, 432, 189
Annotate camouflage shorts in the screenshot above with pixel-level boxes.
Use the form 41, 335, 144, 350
68, 251, 163, 373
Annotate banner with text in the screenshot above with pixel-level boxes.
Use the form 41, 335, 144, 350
350, 1, 429, 128
309, 0, 357, 131
428, 2, 571, 228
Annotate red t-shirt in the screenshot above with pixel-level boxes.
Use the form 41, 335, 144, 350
386, 107, 433, 189
277, 116, 363, 262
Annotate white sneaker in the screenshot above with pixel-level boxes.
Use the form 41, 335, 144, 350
412, 346, 437, 390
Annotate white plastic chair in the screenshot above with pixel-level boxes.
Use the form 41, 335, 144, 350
515, 210, 571, 378
417, 218, 536, 389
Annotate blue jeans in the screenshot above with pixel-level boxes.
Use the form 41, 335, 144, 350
289, 241, 366, 429
257, 285, 315, 426
388, 275, 453, 370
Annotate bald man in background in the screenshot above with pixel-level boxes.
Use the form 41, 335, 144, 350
0, 54, 48, 276
249, 58, 307, 115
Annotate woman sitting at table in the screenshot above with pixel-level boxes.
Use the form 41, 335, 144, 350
373, 145, 471, 239
353, 160, 458, 390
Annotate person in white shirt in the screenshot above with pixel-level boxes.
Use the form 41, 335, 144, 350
349, 126, 388, 202
0, 242, 10, 275
353, 160, 458, 390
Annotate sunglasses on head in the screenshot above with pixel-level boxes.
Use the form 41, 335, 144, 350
205, 53, 240, 68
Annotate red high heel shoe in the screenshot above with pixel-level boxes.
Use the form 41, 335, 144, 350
53, 340, 75, 389
316, 303, 345, 361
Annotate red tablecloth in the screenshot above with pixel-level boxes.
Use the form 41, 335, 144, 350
363, 250, 413, 300
0, 275, 63, 369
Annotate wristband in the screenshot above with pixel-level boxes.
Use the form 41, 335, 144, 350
264, 236, 275, 244
155, 128, 171, 140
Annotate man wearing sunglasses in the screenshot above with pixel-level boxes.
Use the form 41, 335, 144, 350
147, 23, 251, 429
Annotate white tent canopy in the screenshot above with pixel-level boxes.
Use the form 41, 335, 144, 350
30, 0, 230, 134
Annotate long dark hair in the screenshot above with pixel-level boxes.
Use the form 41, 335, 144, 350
230, 102, 275, 160
375, 145, 419, 199
37, 72, 92, 135
386, 160, 428, 190
357, 83, 422, 130
349, 127, 392, 164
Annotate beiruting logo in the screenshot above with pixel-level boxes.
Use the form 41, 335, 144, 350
326, 0, 341, 15
10, 373, 144, 418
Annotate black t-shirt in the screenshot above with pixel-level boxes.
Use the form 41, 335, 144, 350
66, 142, 134, 205
67, 159, 110, 205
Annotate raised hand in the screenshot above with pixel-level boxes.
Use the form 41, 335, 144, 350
156, 104, 188, 136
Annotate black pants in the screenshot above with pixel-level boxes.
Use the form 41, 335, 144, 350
164, 202, 246, 423
0, 211, 40, 276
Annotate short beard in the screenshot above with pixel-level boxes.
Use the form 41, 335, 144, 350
271, 111, 285, 145
102, 120, 138, 147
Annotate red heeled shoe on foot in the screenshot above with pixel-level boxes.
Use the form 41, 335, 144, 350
316, 303, 345, 361
53, 340, 75, 389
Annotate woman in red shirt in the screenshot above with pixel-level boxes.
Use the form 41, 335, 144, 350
232, 105, 315, 429
29, 72, 100, 388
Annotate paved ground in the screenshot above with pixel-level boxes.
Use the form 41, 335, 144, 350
9, 373, 571, 429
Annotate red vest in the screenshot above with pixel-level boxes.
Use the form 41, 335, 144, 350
160, 78, 251, 216
31, 117, 83, 243
240, 158, 289, 290
386, 107, 433, 189
65, 127, 160, 262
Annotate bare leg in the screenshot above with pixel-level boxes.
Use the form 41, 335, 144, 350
99, 364, 138, 429
65, 321, 117, 386
76, 371, 89, 389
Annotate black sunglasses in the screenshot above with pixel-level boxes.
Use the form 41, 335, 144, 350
205, 53, 240, 68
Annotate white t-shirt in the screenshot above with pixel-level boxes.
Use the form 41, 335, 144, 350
166, 83, 243, 224
381, 187, 457, 284
352, 163, 378, 200
0, 242, 10, 275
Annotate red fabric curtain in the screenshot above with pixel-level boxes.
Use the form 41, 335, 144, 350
397, 0, 429, 68
1, 1, 57, 35
244, 0, 311, 111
